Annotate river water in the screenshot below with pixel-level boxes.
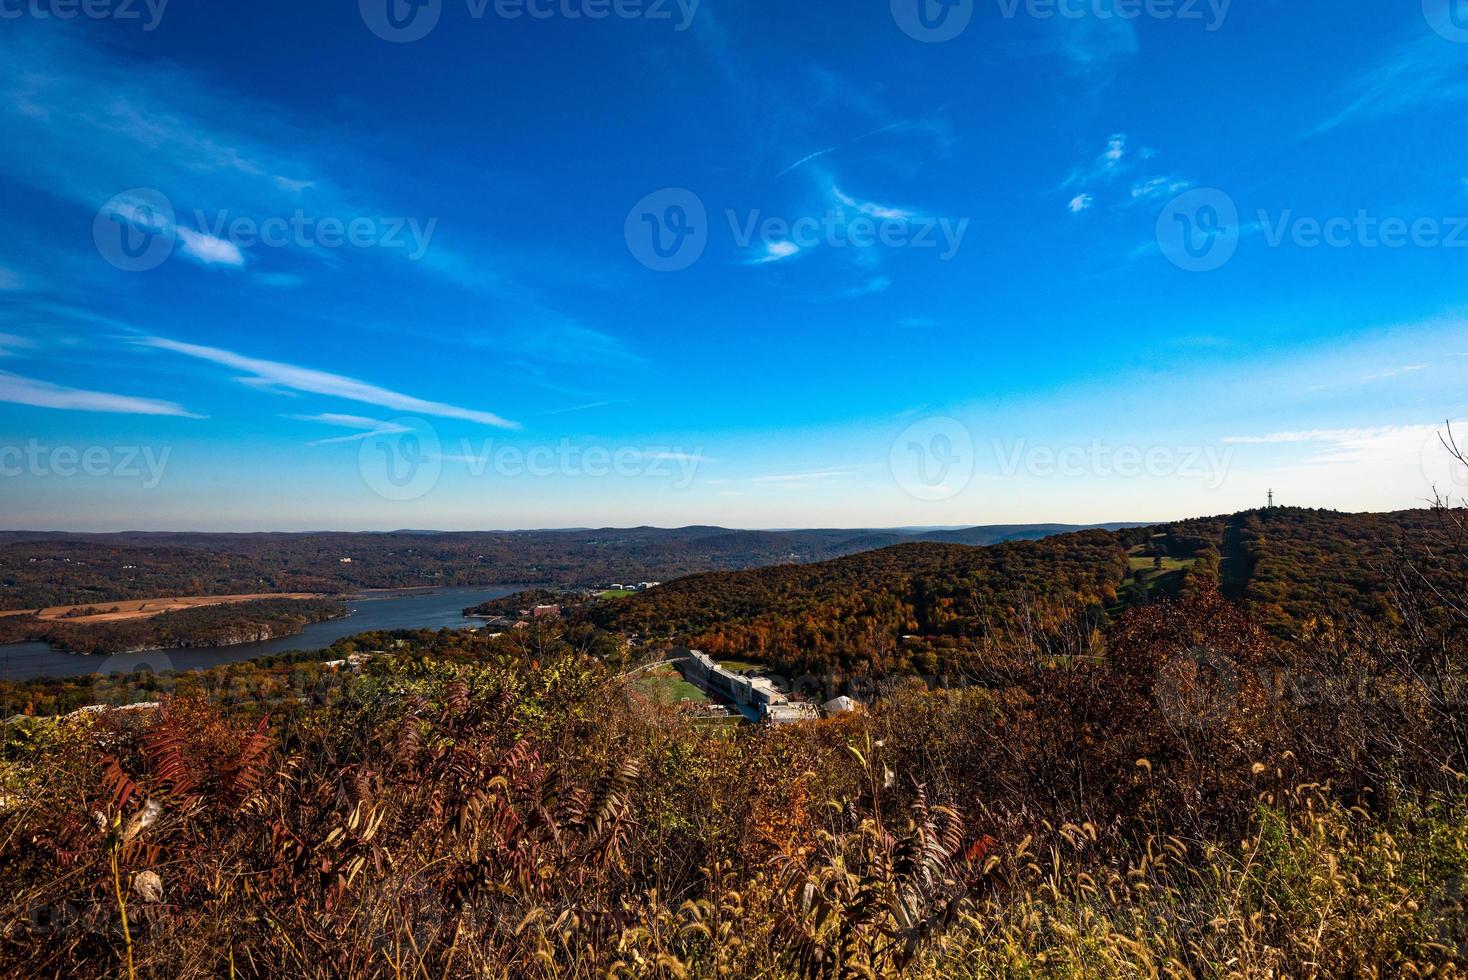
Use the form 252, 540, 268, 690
0, 586, 524, 681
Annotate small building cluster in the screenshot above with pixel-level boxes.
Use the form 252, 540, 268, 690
608, 582, 661, 592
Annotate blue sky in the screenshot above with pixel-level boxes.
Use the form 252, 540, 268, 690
0, 0, 1466, 531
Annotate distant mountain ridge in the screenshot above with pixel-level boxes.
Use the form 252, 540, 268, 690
0, 523, 1143, 610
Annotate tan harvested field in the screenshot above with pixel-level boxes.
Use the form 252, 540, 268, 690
6, 593, 329, 624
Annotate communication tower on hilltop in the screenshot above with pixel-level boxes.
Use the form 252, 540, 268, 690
1267, 489, 1274, 509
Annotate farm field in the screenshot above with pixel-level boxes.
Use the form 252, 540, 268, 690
12, 593, 329, 624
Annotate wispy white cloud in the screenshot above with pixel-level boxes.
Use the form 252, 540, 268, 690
175, 227, 246, 267
139, 337, 520, 428
292, 413, 413, 446
479, 320, 645, 367
273, 176, 316, 193
0, 370, 201, 417
1130, 175, 1194, 202
743, 467, 862, 491
1305, 364, 1431, 392
291, 413, 390, 429
750, 240, 801, 264
1317, 31, 1468, 133
644, 451, 713, 464
1065, 134, 1130, 190
0, 266, 23, 291
1222, 422, 1468, 497
774, 115, 954, 181
1368, 364, 1427, 380
1068, 193, 1094, 214
0, 332, 30, 357
1224, 424, 1446, 461
542, 398, 630, 416
0, 29, 616, 371
832, 186, 915, 221
1223, 427, 1395, 445
775, 146, 838, 179
836, 276, 892, 300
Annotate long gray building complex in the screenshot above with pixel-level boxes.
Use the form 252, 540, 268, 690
680, 650, 816, 724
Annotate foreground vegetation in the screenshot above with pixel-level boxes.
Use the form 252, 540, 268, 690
1, 592, 1464, 973
1, 496, 1465, 976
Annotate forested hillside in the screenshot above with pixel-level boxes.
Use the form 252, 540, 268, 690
1146, 508, 1467, 636
589, 533, 1130, 674
591, 507, 1468, 671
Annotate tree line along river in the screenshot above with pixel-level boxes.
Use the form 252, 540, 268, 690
0, 586, 523, 681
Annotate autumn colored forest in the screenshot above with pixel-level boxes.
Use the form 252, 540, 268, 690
1, 502, 1467, 977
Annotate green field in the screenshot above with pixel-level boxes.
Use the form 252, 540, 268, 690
632, 666, 708, 704
599, 589, 637, 599
1128, 556, 1196, 573
1123, 553, 1199, 599
716, 659, 766, 673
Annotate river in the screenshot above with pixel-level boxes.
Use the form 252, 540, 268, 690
0, 586, 526, 681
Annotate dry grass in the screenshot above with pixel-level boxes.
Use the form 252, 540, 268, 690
26, 593, 329, 624
0, 580, 1464, 977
